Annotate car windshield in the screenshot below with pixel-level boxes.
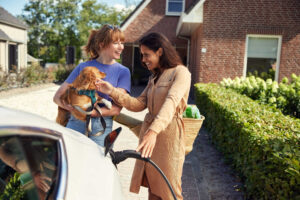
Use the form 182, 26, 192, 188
0, 135, 59, 200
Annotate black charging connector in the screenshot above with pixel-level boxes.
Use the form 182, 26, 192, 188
111, 150, 177, 200
104, 128, 177, 200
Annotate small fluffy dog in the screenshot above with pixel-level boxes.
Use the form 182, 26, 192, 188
56, 66, 111, 127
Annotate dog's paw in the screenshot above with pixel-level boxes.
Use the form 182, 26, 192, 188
101, 99, 112, 109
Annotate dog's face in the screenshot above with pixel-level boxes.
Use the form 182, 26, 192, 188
66, 67, 106, 120
72, 66, 106, 90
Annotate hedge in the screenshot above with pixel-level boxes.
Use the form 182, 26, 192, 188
194, 83, 300, 199
220, 74, 300, 118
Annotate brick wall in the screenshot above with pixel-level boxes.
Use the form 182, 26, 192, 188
124, 0, 188, 47
193, 0, 300, 83
122, 0, 196, 71
280, 33, 300, 80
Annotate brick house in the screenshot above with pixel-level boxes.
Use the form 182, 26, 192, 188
121, 0, 300, 85
0, 7, 28, 72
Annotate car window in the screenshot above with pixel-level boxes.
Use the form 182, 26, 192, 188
0, 136, 59, 200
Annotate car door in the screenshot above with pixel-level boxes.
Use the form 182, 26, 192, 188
0, 107, 124, 200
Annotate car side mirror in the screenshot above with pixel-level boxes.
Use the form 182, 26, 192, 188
104, 127, 122, 156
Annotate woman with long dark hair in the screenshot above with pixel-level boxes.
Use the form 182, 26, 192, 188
96, 32, 191, 200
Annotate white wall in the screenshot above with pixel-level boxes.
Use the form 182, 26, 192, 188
0, 24, 27, 44
0, 23, 27, 71
0, 41, 8, 71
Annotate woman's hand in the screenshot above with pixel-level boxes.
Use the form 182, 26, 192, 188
61, 100, 74, 111
95, 79, 114, 95
136, 130, 157, 158
53, 82, 74, 111
33, 172, 52, 192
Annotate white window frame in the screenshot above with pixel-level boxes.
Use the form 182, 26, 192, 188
166, 0, 185, 16
243, 34, 282, 81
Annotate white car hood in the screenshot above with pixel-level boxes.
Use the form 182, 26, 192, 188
0, 106, 124, 200
61, 129, 124, 200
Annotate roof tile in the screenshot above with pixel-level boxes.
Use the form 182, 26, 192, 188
0, 6, 27, 29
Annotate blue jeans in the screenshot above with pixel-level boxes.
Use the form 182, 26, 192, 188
66, 115, 113, 147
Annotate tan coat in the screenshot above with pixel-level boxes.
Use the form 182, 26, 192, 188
110, 65, 191, 200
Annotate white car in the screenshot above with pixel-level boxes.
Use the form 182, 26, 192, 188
0, 106, 124, 200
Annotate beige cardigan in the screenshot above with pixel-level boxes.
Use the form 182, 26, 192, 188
110, 65, 191, 200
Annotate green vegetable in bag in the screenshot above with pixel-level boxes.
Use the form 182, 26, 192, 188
183, 105, 201, 119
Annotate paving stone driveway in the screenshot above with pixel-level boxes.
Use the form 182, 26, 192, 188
0, 84, 244, 200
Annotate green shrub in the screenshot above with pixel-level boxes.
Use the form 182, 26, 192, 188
22, 64, 50, 86
0, 72, 10, 88
54, 65, 75, 82
0, 173, 24, 200
247, 69, 275, 81
0, 64, 56, 91
220, 74, 300, 118
194, 83, 300, 199
0, 64, 76, 90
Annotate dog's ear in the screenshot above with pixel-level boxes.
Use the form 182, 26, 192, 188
99, 71, 106, 78
87, 72, 97, 89
75, 71, 91, 89
72, 67, 104, 90
81, 69, 97, 90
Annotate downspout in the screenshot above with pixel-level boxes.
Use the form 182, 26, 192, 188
178, 36, 190, 68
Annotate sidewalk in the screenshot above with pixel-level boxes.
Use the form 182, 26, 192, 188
0, 84, 244, 200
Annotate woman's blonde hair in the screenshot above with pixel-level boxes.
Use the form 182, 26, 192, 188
84, 24, 125, 60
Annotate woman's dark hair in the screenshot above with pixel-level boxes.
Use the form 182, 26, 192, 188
139, 32, 182, 71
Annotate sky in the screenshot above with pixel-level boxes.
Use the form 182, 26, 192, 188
0, 0, 139, 17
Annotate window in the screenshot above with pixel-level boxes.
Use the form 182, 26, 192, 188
0, 136, 59, 200
244, 35, 282, 81
166, 0, 185, 16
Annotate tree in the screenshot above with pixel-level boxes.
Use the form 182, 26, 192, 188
21, 1, 49, 60
21, 0, 133, 65
76, 0, 133, 60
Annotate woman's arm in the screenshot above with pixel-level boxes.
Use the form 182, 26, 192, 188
53, 82, 74, 111
110, 87, 148, 112
90, 88, 127, 117
96, 79, 149, 112
0, 144, 28, 173
148, 66, 191, 134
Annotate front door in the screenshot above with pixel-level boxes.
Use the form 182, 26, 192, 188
9, 44, 18, 72
133, 46, 151, 85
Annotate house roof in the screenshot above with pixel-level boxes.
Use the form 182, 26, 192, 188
120, 0, 151, 31
120, 0, 205, 33
27, 54, 42, 62
0, 6, 28, 30
0, 28, 11, 41
185, 0, 203, 14
176, 0, 206, 36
